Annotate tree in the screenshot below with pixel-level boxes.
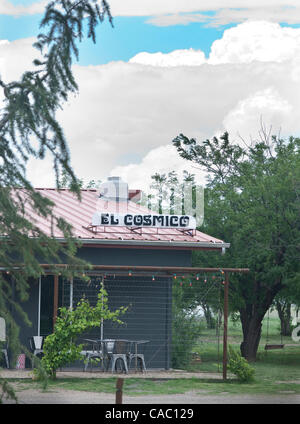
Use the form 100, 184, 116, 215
274, 273, 300, 336
148, 171, 224, 368
172, 131, 300, 361
41, 283, 127, 379
58, 169, 102, 189
0, 0, 112, 367
147, 170, 198, 215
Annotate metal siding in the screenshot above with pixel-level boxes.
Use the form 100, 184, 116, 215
71, 276, 172, 370
76, 247, 192, 267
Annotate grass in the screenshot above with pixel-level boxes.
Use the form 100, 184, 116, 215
185, 313, 300, 394
2, 314, 300, 399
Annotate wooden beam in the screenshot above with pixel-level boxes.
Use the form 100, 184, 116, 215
40, 264, 250, 274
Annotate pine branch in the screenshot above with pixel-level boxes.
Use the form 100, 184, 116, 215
0, 0, 113, 365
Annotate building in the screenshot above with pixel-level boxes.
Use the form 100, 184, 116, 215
10, 177, 229, 369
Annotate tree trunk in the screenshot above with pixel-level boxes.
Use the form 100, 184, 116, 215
201, 304, 216, 329
276, 301, 292, 336
239, 278, 283, 361
240, 311, 263, 362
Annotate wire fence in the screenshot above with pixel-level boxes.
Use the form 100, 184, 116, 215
53, 272, 226, 371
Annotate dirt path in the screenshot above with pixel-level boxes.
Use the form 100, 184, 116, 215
3, 387, 300, 404
1, 369, 300, 404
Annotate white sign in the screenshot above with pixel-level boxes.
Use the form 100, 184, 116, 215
92, 212, 196, 229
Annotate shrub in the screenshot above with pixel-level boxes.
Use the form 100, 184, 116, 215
171, 282, 203, 369
172, 308, 202, 369
227, 345, 255, 383
41, 284, 127, 378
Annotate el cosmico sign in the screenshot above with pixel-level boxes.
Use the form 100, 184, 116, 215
92, 212, 196, 230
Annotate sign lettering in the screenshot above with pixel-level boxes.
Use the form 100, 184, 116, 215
92, 212, 196, 229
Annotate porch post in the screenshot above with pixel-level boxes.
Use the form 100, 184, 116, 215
70, 276, 73, 310
223, 271, 229, 380
38, 276, 41, 337
53, 275, 59, 327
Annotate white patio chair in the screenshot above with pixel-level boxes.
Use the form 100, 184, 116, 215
29, 336, 44, 368
103, 339, 130, 374
0, 317, 9, 368
127, 340, 148, 372
80, 339, 104, 371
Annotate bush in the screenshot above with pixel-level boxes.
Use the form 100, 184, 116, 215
227, 345, 255, 383
171, 281, 203, 369
172, 308, 202, 369
41, 284, 127, 378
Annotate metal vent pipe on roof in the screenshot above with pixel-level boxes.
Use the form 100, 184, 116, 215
99, 176, 128, 202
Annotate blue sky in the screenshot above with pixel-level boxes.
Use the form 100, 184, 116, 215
0, 10, 234, 65
1, 1, 300, 190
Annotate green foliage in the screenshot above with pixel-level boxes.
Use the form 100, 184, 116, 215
228, 345, 255, 383
172, 308, 202, 369
171, 283, 203, 369
58, 169, 102, 189
147, 170, 197, 215
0, 0, 112, 374
42, 284, 127, 378
0, 0, 113, 399
173, 130, 300, 360
0, 379, 18, 404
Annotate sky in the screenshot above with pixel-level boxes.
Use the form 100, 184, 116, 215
1, 0, 300, 193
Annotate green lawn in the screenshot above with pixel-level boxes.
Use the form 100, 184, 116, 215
5, 314, 300, 399
185, 314, 300, 395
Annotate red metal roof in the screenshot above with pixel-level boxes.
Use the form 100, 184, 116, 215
23, 188, 229, 250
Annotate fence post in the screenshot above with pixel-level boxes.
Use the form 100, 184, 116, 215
115, 378, 124, 404
223, 271, 229, 380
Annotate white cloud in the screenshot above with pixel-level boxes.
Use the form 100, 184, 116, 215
222, 88, 294, 140
129, 49, 206, 67
0, 37, 39, 82
147, 7, 300, 27
1, 21, 300, 193
208, 21, 300, 64
108, 1, 300, 18
109, 145, 206, 193
205, 6, 300, 27
0, 0, 46, 16
130, 21, 300, 67
2, 0, 300, 27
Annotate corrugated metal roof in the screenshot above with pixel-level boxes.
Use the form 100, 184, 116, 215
22, 188, 228, 250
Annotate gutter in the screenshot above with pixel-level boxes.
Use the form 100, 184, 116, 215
63, 238, 231, 251
0, 236, 230, 251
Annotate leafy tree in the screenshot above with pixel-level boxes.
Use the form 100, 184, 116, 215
274, 276, 300, 336
58, 169, 102, 189
0, 0, 112, 375
41, 284, 127, 379
148, 171, 223, 367
147, 170, 197, 215
173, 131, 300, 361
171, 282, 202, 369
149, 171, 221, 331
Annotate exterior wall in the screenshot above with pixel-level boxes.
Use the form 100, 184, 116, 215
76, 246, 192, 267
69, 275, 172, 370
12, 247, 192, 369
